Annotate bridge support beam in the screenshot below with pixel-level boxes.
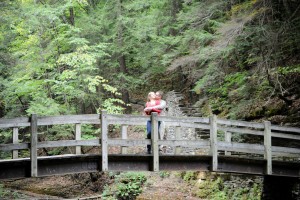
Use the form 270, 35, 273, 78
151, 112, 159, 172
101, 111, 108, 171
75, 123, 81, 155
12, 127, 19, 159
30, 114, 38, 177
264, 121, 272, 175
210, 115, 218, 171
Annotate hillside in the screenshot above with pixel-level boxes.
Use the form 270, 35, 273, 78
160, 0, 300, 125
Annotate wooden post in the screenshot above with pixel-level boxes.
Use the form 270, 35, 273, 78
121, 125, 128, 154
264, 121, 272, 175
12, 127, 19, 159
175, 126, 181, 155
101, 111, 108, 171
30, 114, 38, 177
210, 115, 218, 171
225, 131, 232, 156
151, 112, 159, 171
75, 123, 81, 155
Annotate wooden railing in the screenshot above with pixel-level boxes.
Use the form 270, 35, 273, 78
1, 111, 300, 177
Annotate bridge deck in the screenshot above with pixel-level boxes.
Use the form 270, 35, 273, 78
0, 154, 299, 179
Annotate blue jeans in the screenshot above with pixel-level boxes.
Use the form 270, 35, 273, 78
147, 120, 161, 152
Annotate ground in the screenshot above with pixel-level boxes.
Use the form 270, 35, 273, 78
137, 172, 200, 200
1, 172, 201, 199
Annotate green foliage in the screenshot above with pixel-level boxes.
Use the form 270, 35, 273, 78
100, 98, 125, 114
203, 20, 221, 34
208, 72, 248, 97
226, 183, 262, 200
195, 71, 249, 117
102, 172, 147, 200
194, 176, 262, 200
196, 177, 225, 199
81, 124, 99, 140
0, 184, 20, 199
0, 0, 124, 119
230, 0, 258, 16
182, 171, 198, 182
0, 151, 11, 160
193, 63, 219, 95
278, 64, 300, 75
159, 171, 170, 178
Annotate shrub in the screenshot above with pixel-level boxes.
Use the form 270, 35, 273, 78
102, 172, 147, 200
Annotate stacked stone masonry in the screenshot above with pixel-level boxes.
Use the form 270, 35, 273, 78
163, 91, 209, 155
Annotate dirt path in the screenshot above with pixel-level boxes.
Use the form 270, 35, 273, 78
137, 172, 200, 200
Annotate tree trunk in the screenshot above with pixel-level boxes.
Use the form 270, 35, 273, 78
169, 0, 182, 36
69, 7, 75, 26
119, 55, 130, 113
282, 0, 291, 16
117, 0, 131, 113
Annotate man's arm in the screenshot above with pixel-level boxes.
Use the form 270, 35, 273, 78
149, 100, 166, 110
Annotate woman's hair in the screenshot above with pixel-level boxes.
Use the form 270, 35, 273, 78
147, 92, 155, 101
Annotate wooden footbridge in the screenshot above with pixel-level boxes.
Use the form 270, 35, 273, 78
0, 111, 300, 179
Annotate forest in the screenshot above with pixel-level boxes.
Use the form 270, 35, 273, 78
0, 0, 300, 199
0, 0, 299, 121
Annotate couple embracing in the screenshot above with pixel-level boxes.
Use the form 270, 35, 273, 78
144, 91, 166, 154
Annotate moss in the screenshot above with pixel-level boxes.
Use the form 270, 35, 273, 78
192, 174, 262, 200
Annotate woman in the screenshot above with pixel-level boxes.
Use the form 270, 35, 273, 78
144, 92, 162, 115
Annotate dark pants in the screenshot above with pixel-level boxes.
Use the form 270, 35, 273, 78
147, 120, 161, 152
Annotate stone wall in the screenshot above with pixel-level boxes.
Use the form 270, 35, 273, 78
163, 91, 209, 154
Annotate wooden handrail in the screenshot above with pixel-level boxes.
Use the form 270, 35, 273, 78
0, 111, 300, 176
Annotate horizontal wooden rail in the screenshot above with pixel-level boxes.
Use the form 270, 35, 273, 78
0, 143, 29, 151
271, 125, 300, 133
0, 115, 101, 128
0, 117, 30, 128
106, 114, 149, 125
164, 121, 210, 129
38, 139, 100, 148
108, 139, 151, 146
38, 114, 101, 125
217, 118, 264, 129
218, 126, 264, 136
272, 132, 300, 140
218, 142, 265, 154
158, 116, 209, 123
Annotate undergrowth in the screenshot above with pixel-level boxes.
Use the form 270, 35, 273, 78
190, 175, 262, 200
0, 184, 21, 199
102, 172, 147, 200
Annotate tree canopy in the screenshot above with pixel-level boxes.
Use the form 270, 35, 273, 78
0, 0, 299, 122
